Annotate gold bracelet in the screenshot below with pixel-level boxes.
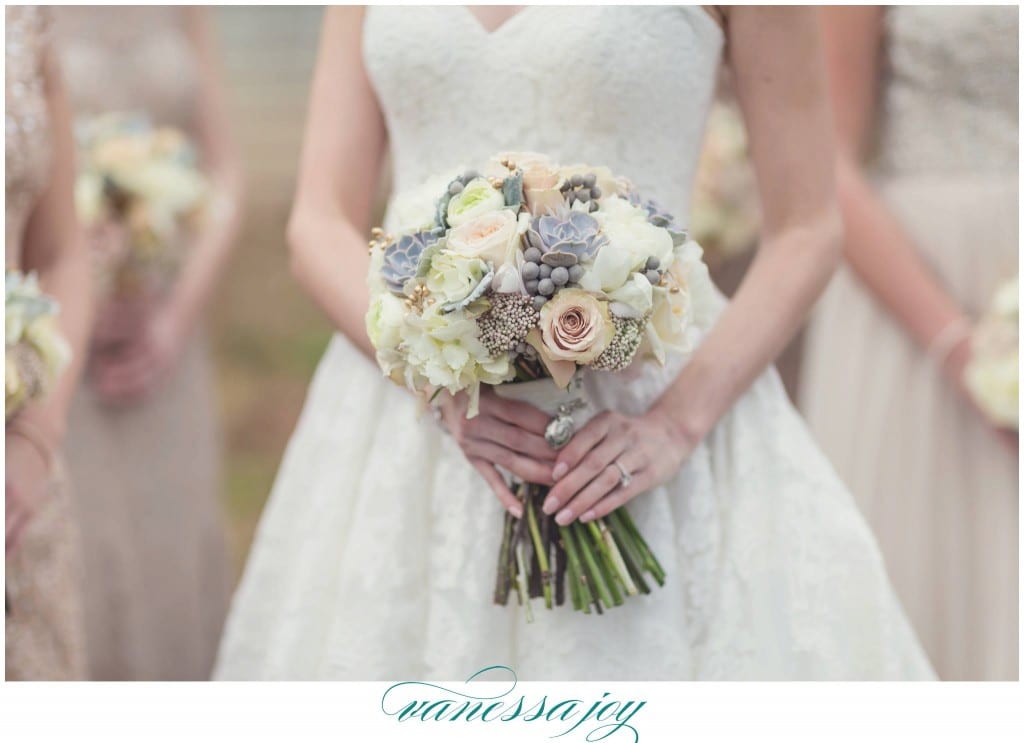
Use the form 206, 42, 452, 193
6, 419, 55, 475
926, 317, 972, 370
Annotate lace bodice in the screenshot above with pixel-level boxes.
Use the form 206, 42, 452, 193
5, 6, 52, 268
363, 5, 723, 224
52, 6, 199, 132
869, 6, 1018, 178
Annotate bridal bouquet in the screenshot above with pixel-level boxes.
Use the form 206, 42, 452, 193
74, 112, 209, 299
965, 275, 1018, 429
5, 270, 72, 421
366, 152, 714, 617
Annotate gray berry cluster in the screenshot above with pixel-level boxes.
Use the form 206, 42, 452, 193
477, 293, 540, 357
642, 255, 664, 285
560, 173, 603, 212
520, 246, 586, 309
592, 316, 646, 372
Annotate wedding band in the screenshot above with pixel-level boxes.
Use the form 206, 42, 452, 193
613, 460, 632, 488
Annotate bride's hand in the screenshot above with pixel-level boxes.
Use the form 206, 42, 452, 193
541, 409, 695, 526
438, 386, 559, 517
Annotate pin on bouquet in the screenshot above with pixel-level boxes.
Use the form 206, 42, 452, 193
365, 152, 714, 618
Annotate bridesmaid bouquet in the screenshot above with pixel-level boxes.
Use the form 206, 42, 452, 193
366, 152, 715, 618
965, 275, 1018, 430
73, 112, 209, 299
5, 270, 72, 421
690, 99, 760, 263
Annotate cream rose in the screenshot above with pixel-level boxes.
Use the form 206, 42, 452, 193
645, 241, 715, 364
538, 289, 614, 364
446, 177, 504, 227
446, 209, 523, 266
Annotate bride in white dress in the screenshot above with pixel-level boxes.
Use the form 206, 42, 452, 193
215, 6, 934, 680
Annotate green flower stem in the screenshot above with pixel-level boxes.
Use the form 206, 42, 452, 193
591, 519, 638, 596
493, 511, 514, 605
514, 542, 534, 624
616, 508, 666, 585
580, 522, 624, 607
606, 513, 651, 594
572, 523, 616, 610
526, 491, 554, 610
559, 524, 593, 613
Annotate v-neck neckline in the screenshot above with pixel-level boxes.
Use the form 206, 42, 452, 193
460, 5, 532, 37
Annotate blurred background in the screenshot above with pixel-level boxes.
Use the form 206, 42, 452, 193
210, 7, 329, 567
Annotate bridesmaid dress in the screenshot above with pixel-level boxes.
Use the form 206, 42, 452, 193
800, 6, 1018, 680
53, 6, 232, 681
5, 5, 88, 681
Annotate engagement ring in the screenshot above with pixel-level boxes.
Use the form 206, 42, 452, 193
613, 460, 632, 488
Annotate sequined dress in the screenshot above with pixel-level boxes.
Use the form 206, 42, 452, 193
5, 5, 88, 681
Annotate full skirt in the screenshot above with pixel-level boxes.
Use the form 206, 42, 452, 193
215, 315, 935, 681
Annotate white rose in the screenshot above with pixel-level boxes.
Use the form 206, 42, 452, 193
579, 197, 673, 294
607, 273, 653, 319
365, 292, 407, 351
446, 177, 505, 228
644, 240, 715, 364
446, 209, 523, 266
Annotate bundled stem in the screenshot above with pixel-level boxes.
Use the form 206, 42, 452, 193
493, 482, 665, 621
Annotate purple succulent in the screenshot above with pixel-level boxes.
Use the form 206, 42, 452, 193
627, 190, 681, 230
526, 208, 606, 267
381, 229, 441, 294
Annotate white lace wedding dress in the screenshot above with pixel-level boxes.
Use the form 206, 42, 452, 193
215, 6, 934, 681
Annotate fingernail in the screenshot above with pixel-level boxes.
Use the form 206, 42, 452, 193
542, 498, 558, 515
511, 505, 523, 519
555, 508, 573, 526
580, 510, 596, 523
552, 462, 568, 480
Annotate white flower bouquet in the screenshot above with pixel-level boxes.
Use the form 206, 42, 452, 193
74, 112, 209, 299
366, 152, 715, 617
965, 276, 1018, 430
690, 100, 760, 263
5, 270, 72, 422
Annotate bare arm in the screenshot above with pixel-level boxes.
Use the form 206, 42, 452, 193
287, 6, 387, 358
655, 6, 843, 439
821, 7, 973, 383
546, 7, 844, 523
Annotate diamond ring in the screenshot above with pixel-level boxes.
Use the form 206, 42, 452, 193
613, 460, 632, 488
